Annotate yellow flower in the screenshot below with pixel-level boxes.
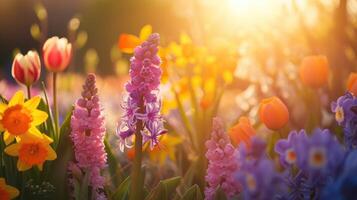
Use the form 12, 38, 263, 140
0, 178, 19, 199
118, 24, 152, 54
5, 133, 57, 171
147, 134, 182, 165
0, 91, 48, 145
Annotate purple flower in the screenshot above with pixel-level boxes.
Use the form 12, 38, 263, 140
236, 137, 286, 200
70, 74, 107, 199
275, 130, 308, 167
331, 92, 357, 150
117, 33, 166, 151
204, 117, 240, 200
321, 150, 357, 200
295, 129, 345, 190
331, 92, 357, 127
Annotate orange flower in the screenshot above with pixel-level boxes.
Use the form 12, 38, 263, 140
5, 133, 57, 171
347, 72, 357, 95
0, 178, 19, 200
299, 55, 329, 88
229, 117, 256, 147
118, 25, 152, 54
259, 97, 289, 131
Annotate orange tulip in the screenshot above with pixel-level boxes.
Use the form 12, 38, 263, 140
347, 72, 357, 96
229, 117, 256, 147
299, 55, 329, 88
259, 97, 289, 131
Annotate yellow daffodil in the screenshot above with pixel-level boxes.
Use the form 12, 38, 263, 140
0, 178, 19, 199
0, 91, 48, 145
118, 24, 152, 54
147, 134, 182, 165
5, 133, 57, 171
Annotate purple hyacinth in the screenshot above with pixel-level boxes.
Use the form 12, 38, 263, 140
205, 117, 240, 200
331, 92, 357, 150
117, 33, 166, 151
70, 74, 107, 199
236, 137, 286, 200
275, 130, 308, 167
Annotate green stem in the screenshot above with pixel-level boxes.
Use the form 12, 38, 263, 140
26, 85, 31, 99
130, 103, 144, 200
53, 72, 59, 140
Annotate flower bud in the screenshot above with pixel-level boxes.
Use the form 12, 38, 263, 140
347, 72, 357, 96
229, 117, 255, 147
259, 97, 289, 131
11, 50, 41, 86
43, 36, 72, 72
299, 55, 329, 88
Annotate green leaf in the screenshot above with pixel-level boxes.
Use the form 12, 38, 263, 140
105, 139, 122, 186
145, 176, 181, 200
112, 176, 131, 200
181, 184, 203, 200
214, 187, 227, 200
48, 108, 74, 199
79, 169, 90, 200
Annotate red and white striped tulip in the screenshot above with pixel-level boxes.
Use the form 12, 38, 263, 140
43, 36, 72, 72
12, 50, 41, 86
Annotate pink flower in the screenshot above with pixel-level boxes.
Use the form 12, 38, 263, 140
43, 36, 72, 72
70, 74, 107, 198
205, 117, 240, 200
11, 50, 41, 86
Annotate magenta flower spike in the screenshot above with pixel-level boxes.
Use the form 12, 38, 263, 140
70, 73, 107, 199
117, 33, 166, 151
205, 117, 240, 200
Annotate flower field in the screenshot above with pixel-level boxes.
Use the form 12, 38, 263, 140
1, 0, 357, 199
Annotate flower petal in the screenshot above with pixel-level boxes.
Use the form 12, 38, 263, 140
46, 147, 57, 160
28, 127, 43, 138
4, 131, 15, 145
17, 160, 32, 171
5, 185, 20, 198
4, 143, 20, 156
24, 96, 41, 110
139, 24, 152, 41
0, 103, 7, 113
118, 34, 141, 54
31, 110, 48, 125
9, 91, 24, 106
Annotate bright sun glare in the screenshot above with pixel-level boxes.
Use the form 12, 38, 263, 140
226, 0, 285, 28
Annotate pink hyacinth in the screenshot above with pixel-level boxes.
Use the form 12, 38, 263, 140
117, 33, 166, 151
205, 117, 241, 200
70, 73, 107, 199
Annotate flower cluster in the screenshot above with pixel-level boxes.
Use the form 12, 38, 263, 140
236, 138, 286, 200
0, 91, 56, 171
331, 92, 357, 150
205, 117, 240, 200
275, 129, 345, 199
70, 74, 107, 199
117, 33, 166, 151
